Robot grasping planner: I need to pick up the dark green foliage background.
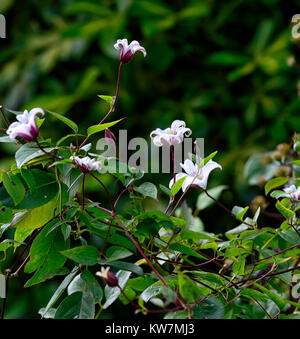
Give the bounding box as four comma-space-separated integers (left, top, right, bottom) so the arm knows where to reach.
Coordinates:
0, 0, 299, 318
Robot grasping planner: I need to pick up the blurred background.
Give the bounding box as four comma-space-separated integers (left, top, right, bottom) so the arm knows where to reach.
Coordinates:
0, 0, 300, 318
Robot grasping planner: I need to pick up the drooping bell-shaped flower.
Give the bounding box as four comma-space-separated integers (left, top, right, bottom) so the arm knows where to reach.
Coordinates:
96, 266, 119, 287
114, 39, 146, 64
6, 108, 44, 142
70, 155, 101, 173
169, 158, 222, 192
150, 120, 192, 147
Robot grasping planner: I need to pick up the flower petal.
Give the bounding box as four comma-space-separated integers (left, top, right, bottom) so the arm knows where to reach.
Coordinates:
181, 176, 194, 192
199, 160, 222, 190
180, 159, 197, 176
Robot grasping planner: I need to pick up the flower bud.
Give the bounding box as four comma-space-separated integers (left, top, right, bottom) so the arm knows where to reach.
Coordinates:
274, 166, 291, 177
96, 266, 118, 287
294, 141, 300, 152
276, 143, 290, 157
272, 151, 282, 161
105, 128, 117, 143
261, 153, 273, 165
257, 175, 267, 187
250, 195, 267, 213
286, 55, 296, 67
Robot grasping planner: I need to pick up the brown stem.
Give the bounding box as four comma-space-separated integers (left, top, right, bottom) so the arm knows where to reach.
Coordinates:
89, 172, 114, 209
96, 205, 188, 311
35, 139, 62, 161
79, 62, 123, 149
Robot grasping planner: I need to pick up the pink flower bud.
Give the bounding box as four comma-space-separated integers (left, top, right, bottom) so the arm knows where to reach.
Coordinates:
105, 128, 117, 143
96, 266, 119, 287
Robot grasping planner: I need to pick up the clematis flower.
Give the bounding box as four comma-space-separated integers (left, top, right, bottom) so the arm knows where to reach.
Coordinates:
96, 266, 119, 287
169, 159, 222, 192
114, 39, 146, 64
71, 156, 101, 173
150, 120, 192, 147
6, 108, 44, 142
283, 184, 300, 201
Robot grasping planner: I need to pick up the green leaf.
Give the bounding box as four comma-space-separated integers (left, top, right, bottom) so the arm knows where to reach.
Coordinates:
40, 267, 79, 318
106, 246, 133, 261
79, 289, 95, 319
190, 271, 225, 286
279, 230, 300, 245
0, 274, 6, 298
159, 184, 172, 197
81, 270, 103, 303
61, 223, 71, 241
232, 206, 249, 221
98, 95, 114, 106
193, 297, 225, 319
103, 270, 131, 309
170, 176, 186, 195
24, 220, 70, 287
240, 289, 269, 303
178, 272, 201, 303
224, 247, 249, 258
87, 118, 124, 136
232, 255, 246, 275
46, 110, 78, 133
265, 177, 290, 195
0, 136, 15, 143
2, 173, 26, 205
86, 226, 136, 252
134, 182, 158, 200
60, 245, 100, 266
169, 243, 206, 259
275, 200, 294, 219
196, 185, 227, 210
199, 151, 218, 167
21, 168, 36, 193
54, 292, 82, 319
141, 284, 164, 303
270, 190, 287, 199
253, 283, 286, 310
15, 143, 55, 169
14, 196, 58, 246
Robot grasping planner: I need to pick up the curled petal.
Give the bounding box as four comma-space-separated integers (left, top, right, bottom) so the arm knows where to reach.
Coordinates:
114, 39, 128, 51
129, 40, 147, 57
171, 120, 186, 132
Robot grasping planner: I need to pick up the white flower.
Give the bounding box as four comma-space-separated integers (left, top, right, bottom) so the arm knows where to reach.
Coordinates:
150, 120, 192, 147
6, 108, 44, 141
283, 185, 300, 201
71, 156, 101, 173
114, 38, 146, 64
169, 159, 222, 192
